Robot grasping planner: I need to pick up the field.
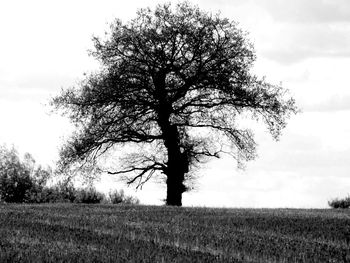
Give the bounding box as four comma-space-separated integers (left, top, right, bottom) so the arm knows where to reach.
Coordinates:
0, 204, 349, 262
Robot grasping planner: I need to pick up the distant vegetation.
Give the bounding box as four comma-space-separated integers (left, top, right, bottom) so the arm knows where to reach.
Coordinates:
0, 145, 139, 205
0, 144, 51, 203
108, 189, 140, 205
0, 204, 349, 262
328, 195, 350, 209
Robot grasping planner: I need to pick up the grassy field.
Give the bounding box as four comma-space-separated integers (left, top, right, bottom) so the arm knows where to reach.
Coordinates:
0, 204, 349, 262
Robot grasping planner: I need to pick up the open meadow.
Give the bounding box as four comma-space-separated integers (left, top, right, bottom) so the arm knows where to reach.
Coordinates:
0, 204, 349, 262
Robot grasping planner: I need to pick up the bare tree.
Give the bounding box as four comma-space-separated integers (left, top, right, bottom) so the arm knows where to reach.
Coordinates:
52, 2, 297, 206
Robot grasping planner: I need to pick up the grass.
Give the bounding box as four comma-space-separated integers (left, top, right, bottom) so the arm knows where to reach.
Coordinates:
0, 204, 349, 262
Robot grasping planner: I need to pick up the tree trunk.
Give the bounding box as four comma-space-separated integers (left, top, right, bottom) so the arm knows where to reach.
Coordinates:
166, 162, 186, 206
158, 122, 187, 206
162, 125, 188, 206
153, 73, 187, 206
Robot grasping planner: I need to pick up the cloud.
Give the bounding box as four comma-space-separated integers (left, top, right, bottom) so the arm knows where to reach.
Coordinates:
206, 0, 350, 64
258, 0, 350, 24
0, 74, 79, 103
259, 23, 350, 64
304, 95, 350, 112
199, 0, 350, 24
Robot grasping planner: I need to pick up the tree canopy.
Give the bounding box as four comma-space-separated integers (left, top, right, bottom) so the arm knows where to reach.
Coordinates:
52, 2, 297, 206
0, 145, 52, 203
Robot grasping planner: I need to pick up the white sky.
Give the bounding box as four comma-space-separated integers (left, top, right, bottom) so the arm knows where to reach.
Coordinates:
1, 0, 349, 208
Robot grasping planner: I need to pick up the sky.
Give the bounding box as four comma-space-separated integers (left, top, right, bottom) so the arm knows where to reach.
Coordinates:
0, 0, 349, 208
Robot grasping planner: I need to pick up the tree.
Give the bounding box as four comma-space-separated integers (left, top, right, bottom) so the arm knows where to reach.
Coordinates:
52, 2, 297, 206
0, 145, 33, 202
0, 145, 53, 203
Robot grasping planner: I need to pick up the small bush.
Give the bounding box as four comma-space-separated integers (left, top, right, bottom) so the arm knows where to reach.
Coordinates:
328, 195, 350, 208
0, 172, 33, 203
24, 184, 46, 203
75, 187, 106, 204
57, 183, 77, 203
0, 146, 34, 203
0, 145, 140, 205
29, 185, 73, 203
123, 195, 140, 205
109, 189, 140, 205
109, 189, 125, 204
22, 185, 107, 204
0, 145, 53, 203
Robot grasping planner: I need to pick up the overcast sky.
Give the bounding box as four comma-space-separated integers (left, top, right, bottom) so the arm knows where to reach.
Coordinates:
0, 0, 349, 208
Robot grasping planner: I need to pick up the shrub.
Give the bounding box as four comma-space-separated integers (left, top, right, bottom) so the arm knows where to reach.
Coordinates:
24, 184, 107, 204
0, 172, 33, 203
122, 195, 140, 205
75, 187, 105, 204
56, 182, 77, 203
109, 189, 125, 204
40, 186, 67, 203
0, 144, 139, 205
24, 184, 45, 203
0, 146, 34, 202
108, 189, 140, 205
0, 145, 54, 203
328, 195, 350, 208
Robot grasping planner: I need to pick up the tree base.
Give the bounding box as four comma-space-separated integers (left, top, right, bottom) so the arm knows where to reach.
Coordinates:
165, 178, 186, 206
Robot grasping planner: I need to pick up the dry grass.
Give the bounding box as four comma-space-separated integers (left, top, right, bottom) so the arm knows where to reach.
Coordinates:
0, 204, 349, 262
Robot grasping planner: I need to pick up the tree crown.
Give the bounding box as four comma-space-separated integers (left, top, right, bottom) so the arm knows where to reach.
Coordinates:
52, 2, 297, 190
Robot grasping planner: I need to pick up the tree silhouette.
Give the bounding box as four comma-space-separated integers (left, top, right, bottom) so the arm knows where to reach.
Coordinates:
52, 2, 297, 206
